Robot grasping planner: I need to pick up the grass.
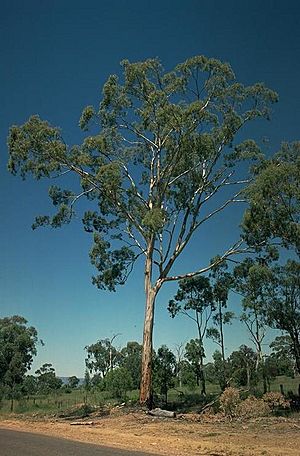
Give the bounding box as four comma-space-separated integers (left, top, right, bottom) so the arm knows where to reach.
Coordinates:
269, 375, 300, 395
0, 376, 299, 416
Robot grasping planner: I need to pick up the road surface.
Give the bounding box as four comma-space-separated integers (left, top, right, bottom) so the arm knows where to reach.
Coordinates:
0, 429, 157, 456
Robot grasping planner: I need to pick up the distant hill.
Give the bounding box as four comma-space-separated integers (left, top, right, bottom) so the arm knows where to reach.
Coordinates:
59, 377, 84, 385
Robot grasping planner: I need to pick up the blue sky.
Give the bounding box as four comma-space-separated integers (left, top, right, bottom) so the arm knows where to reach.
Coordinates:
1, 0, 299, 377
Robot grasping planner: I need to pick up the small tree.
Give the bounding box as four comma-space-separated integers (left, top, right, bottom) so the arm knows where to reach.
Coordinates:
228, 345, 257, 389
22, 375, 38, 396
35, 363, 62, 394
174, 342, 185, 388
184, 339, 206, 393
207, 260, 234, 390
68, 376, 80, 389
119, 341, 142, 389
83, 369, 91, 403
212, 350, 231, 390
153, 345, 176, 405
105, 367, 133, 400
269, 335, 296, 376
233, 258, 274, 392
169, 276, 214, 395
85, 337, 120, 379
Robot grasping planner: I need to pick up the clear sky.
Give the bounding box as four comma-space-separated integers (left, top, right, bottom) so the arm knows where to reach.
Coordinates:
1, 0, 299, 377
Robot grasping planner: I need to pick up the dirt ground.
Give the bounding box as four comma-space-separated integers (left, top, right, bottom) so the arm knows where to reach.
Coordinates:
1, 409, 300, 456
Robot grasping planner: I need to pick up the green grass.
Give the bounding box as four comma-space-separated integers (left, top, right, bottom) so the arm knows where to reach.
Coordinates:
0, 376, 299, 416
269, 375, 300, 395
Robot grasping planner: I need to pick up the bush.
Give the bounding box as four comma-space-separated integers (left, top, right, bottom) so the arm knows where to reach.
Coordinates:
219, 387, 241, 419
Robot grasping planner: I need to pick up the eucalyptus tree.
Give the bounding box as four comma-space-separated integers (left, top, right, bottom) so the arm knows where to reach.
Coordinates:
228, 345, 257, 389
233, 258, 273, 392
184, 338, 207, 394
0, 316, 38, 410
207, 260, 234, 390
85, 337, 120, 379
153, 345, 176, 405
243, 142, 300, 255
119, 341, 142, 389
168, 276, 214, 394
7, 55, 277, 406
264, 260, 300, 374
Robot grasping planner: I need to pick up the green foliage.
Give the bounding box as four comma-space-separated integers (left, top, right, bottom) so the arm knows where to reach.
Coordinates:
35, 363, 62, 394
0, 316, 38, 402
153, 345, 176, 404
184, 339, 206, 390
67, 376, 80, 389
242, 142, 300, 254
228, 345, 258, 388
262, 260, 300, 373
85, 338, 120, 377
269, 335, 296, 376
119, 341, 142, 389
7, 56, 278, 294
22, 375, 38, 395
104, 367, 133, 400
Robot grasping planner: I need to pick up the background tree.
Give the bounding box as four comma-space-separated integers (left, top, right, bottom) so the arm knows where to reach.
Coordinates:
35, 363, 62, 394
119, 341, 142, 389
67, 375, 80, 389
184, 338, 206, 394
153, 345, 176, 405
211, 350, 231, 390
22, 375, 38, 396
168, 276, 214, 395
228, 345, 257, 389
269, 335, 296, 376
263, 260, 300, 373
85, 337, 120, 379
207, 260, 234, 390
174, 342, 185, 388
104, 367, 133, 400
242, 142, 300, 255
8, 55, 277, 406
0, 315, 38, 411
233, 258, 274, 392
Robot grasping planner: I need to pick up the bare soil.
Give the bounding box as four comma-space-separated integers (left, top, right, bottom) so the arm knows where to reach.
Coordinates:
1, 409, 300, 456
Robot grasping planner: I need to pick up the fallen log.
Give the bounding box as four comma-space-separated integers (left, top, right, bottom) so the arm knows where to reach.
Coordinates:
148, 408, 176, 418
70, 421, 94, 426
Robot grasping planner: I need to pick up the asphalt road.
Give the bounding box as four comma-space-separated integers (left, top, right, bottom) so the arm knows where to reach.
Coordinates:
0, 429, 157, 456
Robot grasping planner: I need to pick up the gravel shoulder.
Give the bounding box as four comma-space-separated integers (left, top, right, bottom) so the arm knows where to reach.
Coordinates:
1, 411, 300, 456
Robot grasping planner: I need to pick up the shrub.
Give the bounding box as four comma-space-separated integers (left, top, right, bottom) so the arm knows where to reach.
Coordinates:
219, 387, 241, 419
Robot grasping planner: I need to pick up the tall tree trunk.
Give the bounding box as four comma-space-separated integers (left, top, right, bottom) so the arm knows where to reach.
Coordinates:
196, 316, 206, 396
140, 288, 156, 408
291, 331, 300, 375
199, 358, 206, 396
246, 364, 251, 389
140, 238, 157, 408
219, 302, 227, 390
